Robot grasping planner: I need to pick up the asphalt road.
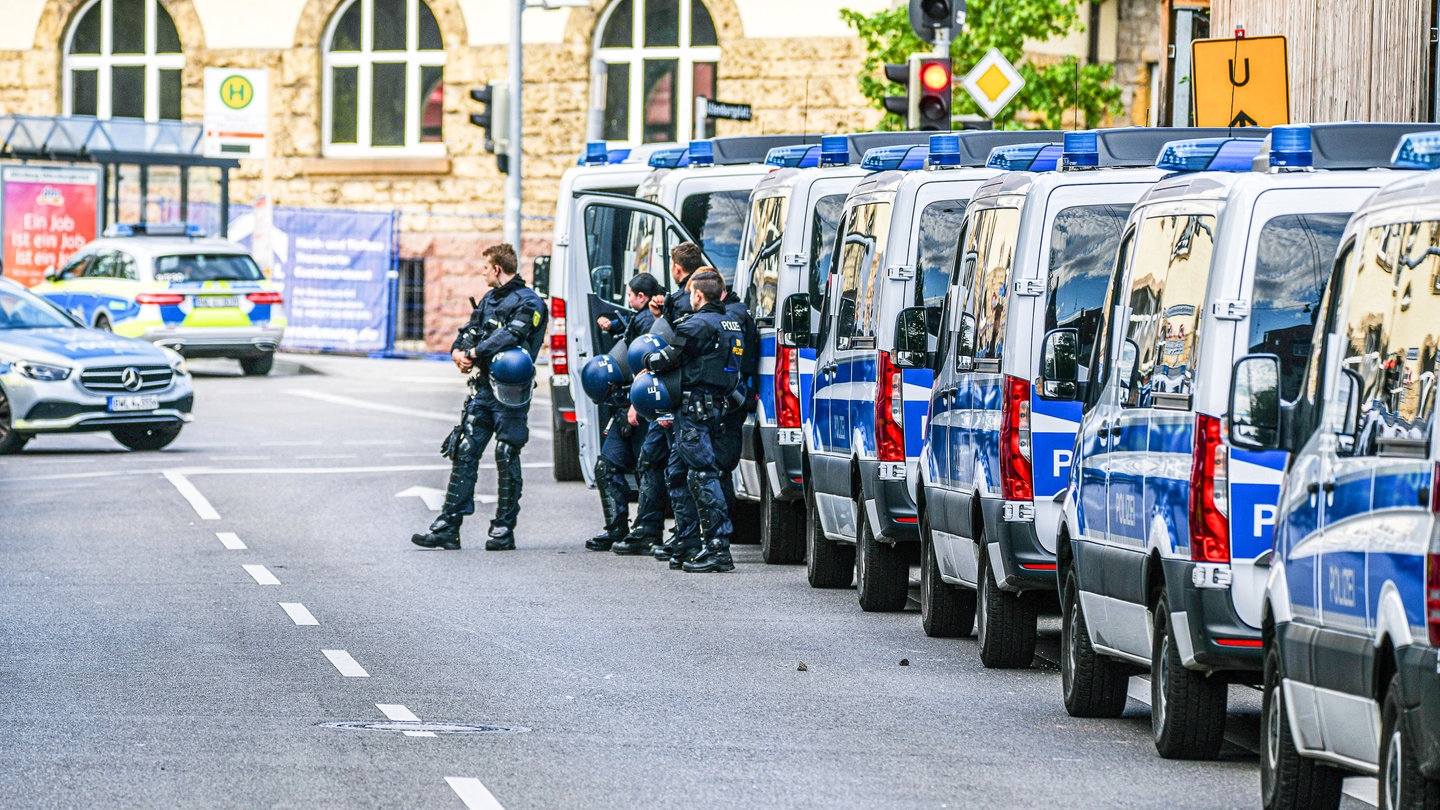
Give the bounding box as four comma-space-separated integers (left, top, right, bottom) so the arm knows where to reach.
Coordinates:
0, 354, 1375, 808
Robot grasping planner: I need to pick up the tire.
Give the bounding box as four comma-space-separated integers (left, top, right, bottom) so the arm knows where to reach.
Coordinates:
759, 471, 805, 564
111, 423, 182, 451
976, 528, 1038, 669
1261, 642, 1343, 810
1060, 566, 1129, 717
805, 484, 853, 589
1151, 590, 1228, 759
729, 496, 761, 544
1380, 673, 1440, 810
552, 423, 583, 481
855, 496, 909, 612
920, 509, 975, 638
239, 354, 274, 376
0, 386, 31, 454
93, 312, 112, 331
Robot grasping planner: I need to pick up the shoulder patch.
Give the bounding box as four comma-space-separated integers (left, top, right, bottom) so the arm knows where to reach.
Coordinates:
533, 311, 541, 327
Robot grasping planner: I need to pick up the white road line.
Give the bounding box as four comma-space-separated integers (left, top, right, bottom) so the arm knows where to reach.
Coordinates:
163, 470, 220, 520
445, 777, 505, 810
294, 454, 359, 461
220, 456, 272, 462
216, 532, 247, 550
377, 703, 436, 737
243, 564, 280, 585
283, 389, 553, 439
322, 649, 369, 678
342, 439, 406, 446
260, 440, 325, 447
279, 602, 319, 625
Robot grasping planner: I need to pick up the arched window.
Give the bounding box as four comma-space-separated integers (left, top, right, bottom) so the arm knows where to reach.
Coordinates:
595, 0, 720, 145
63, 0, 185, 121
323, 0, 445, 155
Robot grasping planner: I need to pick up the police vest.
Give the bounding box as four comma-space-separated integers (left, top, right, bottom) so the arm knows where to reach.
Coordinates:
678, 308, 745, 395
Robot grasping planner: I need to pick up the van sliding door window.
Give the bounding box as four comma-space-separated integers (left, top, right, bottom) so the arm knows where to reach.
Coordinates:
807, 193, 846, 311
964, 207, 1021, 363
914, 200, 967, 310
1249, 212, 1349, 402
1121, 213, 1217, 408
743, 195, 787, 321
834, 201, 891, 348
1045, 204, 1132, 381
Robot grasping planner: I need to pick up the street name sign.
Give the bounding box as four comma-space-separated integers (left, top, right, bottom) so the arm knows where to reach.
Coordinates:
702, 99, 753, 122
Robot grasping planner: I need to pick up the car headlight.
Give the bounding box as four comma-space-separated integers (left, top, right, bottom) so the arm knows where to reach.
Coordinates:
160, 347, 189, 376
15, 361, 72, 381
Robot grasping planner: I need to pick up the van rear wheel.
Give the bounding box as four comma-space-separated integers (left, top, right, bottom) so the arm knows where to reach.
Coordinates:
920, 510, 975, 637
1060, 567, 1128, 717
805, 486, 853, 588
1261, 642, 1342, 809
552, 423, 583, 481
759, 472, 805, 564
976, 527, 1038, 668
1151, 590, 1227, 759
855, 497, 908, 612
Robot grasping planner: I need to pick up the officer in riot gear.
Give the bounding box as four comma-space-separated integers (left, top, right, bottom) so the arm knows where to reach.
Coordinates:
412, 243, 547, 551
641, 269, 745, 573
585, 273, 664, 551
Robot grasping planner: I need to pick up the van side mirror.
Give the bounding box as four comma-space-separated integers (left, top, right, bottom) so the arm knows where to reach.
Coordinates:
532, 255, 551, 297
780, 293, 811, 348
1038, 328, 1080, 401
892, 306, 929, 369
1229, 354, 1282, 451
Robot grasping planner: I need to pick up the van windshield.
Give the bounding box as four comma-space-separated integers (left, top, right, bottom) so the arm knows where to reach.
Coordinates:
155, 254, 264, 283
680, 189, 752, 285
1249, 212, 1349, 401
1045, 204, 1133, 371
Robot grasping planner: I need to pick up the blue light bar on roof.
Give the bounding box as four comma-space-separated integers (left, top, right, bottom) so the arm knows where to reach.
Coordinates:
928, 133, 961, 168
1270, 125, 1313, 169
764, 145, 819, 168
819, 135, 849, 167
1062, 131, 1099, 169
648, 146, 689, 169
688, 139, 715, 166
860, 145, 929, 172
608, 148, 630, 164
986, 143, 1062, 172
1392, 130, 1440, 170
582, 141, 608, 166
1155, 137, 1265, 172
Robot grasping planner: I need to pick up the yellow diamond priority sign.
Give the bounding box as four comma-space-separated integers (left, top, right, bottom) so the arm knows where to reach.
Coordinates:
962, 48, 1025, 119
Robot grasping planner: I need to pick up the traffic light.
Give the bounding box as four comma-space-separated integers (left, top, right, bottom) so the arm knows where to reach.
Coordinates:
916, 56, 952, 131
469, 81, 511, 173
883, 61, 912, 126
908, 0, 966, 44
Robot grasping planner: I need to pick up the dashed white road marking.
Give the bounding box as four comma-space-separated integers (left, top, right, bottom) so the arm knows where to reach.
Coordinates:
295, 454, 358, 461
445, 777, 505, 810
220, 456, 271, 462
322, 649, 369, 678
376, 704, 436, 737
216, 532, 247, 550
243, 564, 280, 585
284, 389, 553, 439
260, 440, 325, 447
279, 603, 319, 626
163, 470, 220, 520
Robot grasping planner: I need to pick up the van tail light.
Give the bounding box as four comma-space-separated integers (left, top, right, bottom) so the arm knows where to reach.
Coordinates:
245, 291, 283, 305
999, 375, 1033, 500
1427, 462, 1440, 646
1189, 413, 1231, 563
136, 292, 185, 305
550, 297, 568, 375
775, 345, 801, 429
875, 353, 905, 462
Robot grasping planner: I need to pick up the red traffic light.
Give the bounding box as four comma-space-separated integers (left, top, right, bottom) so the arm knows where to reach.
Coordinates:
920, 61, 950, 92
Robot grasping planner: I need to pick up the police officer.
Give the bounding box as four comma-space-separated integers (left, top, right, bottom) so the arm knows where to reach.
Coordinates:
641, 269, 745, 573
412, 243, 547, 551
715, 277, 760, 513
586, 272, 665, 551
614, 242, 706, 557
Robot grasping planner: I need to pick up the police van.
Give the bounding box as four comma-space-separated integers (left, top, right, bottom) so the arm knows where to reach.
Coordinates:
909, 127, 1234, 662
785, 131, 1065, 611
549, 135, 815, 487
1049, 123, 1426, 761
1240, 132, 1440, 808
732, 130, 1064, 566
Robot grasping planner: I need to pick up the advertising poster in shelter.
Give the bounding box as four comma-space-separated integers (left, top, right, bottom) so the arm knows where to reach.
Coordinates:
263, 208, 394, 353
1, 165, 102, 287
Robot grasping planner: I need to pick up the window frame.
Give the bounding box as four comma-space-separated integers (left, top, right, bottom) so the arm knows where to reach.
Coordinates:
593, 0, 721, 145
322, 0, 446, 157
62, 0, 185, 121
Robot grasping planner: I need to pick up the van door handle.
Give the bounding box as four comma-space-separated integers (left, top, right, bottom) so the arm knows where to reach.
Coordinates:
1306, 481, 1336, 495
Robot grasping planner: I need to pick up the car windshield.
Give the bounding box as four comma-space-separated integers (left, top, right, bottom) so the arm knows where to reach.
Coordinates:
680, 189, 752, 284
155, 254, 264, 282
0, 286, 77, 329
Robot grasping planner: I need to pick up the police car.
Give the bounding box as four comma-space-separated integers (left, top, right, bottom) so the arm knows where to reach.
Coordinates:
0, 275, 193, 453
1241, 132, 1440, 808
1052, 123, 1426, 761
31, 223, 284, 375
906, 127, 1232, 657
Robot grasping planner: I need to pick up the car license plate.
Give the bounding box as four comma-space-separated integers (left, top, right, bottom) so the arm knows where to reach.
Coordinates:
109, 395, 159, 412
195, 295, 238, 308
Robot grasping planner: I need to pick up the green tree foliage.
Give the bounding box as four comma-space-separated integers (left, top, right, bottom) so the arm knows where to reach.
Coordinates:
841, 1, 1124, 130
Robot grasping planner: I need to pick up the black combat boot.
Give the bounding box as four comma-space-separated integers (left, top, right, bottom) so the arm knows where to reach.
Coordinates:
585, 532, 621, 552
411, 516, 461, 550
668, 545, 701, 570
611, 534, 657, 555
682, 544, 735, 573
485, 525, 516, 551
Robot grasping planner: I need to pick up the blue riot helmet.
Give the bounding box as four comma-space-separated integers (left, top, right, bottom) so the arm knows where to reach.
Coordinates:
580, 353, 628, 403
627, 333, 668, 375
629, 370, 675, 421
489, 348, 536, 407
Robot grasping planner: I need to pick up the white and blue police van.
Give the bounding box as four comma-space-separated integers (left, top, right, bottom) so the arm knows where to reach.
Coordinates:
1242, 132, 1440, 809
913, 127, 1236, 662
552, 136, 815, 488
542, 142, 665, 480
1050, 122, 1428, 762
788, 131, 1063, 611
731, 129, 1059, 564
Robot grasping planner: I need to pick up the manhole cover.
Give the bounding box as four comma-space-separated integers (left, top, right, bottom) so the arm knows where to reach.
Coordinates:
322, 721, 530, 735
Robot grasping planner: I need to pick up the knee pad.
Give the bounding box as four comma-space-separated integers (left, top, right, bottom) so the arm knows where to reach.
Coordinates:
594, 457, 615, 479
495, 441, 520, 465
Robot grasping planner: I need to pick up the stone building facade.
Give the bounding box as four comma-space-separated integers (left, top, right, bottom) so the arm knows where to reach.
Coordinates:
0, 0, 1158, 350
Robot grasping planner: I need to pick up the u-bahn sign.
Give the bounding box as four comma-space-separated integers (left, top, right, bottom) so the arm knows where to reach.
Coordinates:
1191, 35, 1289, 128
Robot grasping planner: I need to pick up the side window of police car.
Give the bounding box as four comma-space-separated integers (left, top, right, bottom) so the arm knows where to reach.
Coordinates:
964, 207, 1021, 369
745, 195, 786, 324
809, 194, 846, 316
835, 202, 889, 350
1293, 240, 1352, 443
1337, 225, 1400, 456
58, 253, 91, 280
85, 251, 118, 279
948, 212, 983, 370
1120, 214, 1217, 409
816, 210, 848, 354
114, 252, 139, 282
1086, 228, 1136, 412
